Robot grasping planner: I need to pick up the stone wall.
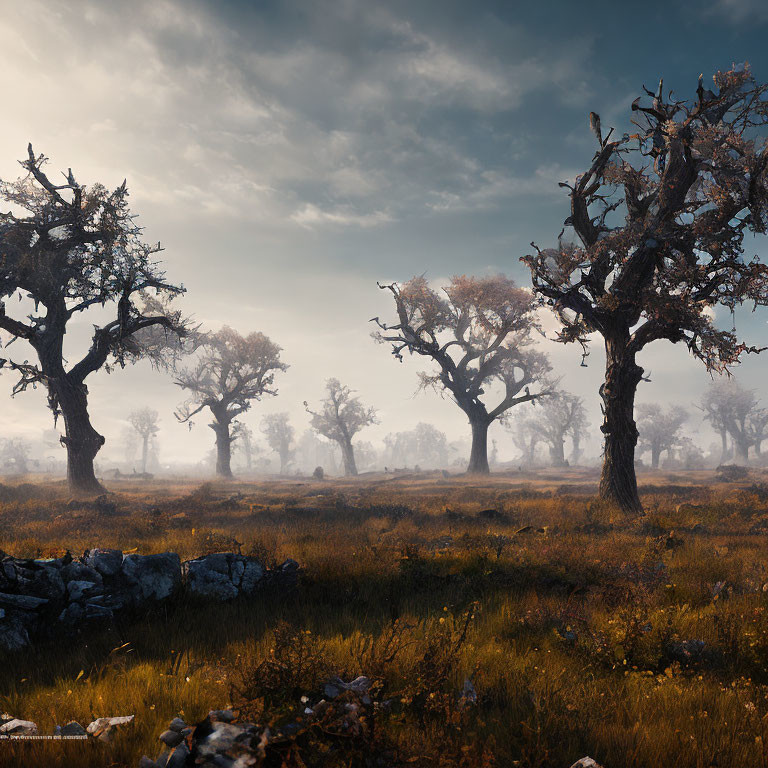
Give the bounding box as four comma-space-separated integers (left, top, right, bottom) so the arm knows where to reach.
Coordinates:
0, 548, 299, 653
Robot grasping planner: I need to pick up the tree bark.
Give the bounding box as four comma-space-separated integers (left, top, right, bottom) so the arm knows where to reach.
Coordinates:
212, 419, 234, 478
340, 438, 358, 476
467, 417, 490, 474
651, 445, 661, 470
53, 377, 105, 494
598, 337, 643, 514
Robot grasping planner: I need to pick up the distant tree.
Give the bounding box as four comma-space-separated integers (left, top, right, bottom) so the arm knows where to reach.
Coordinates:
127, 407, 160, 474
374, 275, 551, 474
383, 422, 450, 469
0, 438, 30, 474
261, 412, 295, 474
529, 388, 588, 467
295, 429, 340, 475
636, 403, 688, 469
174, 327, 287, 478
304, 378, 376, 476
523, 65, 768, 512
231, 423, 257, 472
0, 146, 189, 493
507, 410, 544, 467
353, 440, 379, 472
700, 379, 766, 464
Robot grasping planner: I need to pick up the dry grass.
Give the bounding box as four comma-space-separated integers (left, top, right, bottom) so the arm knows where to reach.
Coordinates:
2, 467, 768, 766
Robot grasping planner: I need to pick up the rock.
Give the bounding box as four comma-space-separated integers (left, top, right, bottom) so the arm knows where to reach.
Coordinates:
85, 548, 123, 578
205, 722, 243, 751
122, 553, 181, 603
0, 616, 30, 651
159, 729, 184, 747
313, 466, 324, 480
183, 554, 239, 600
139, 757, 159, 768
0, 718, 38, 735
67, 580, 100, 602
168, 717, 187, 732
324, 675, 371, 699
0, 592, 48, 610
86, 714, 135, 741
62, 561, 103, 584
60, 721, 86, 736
164, 743, 191, 768
183, 554, 263, 600
58, 602, 84, 623
570, 760, 604, 768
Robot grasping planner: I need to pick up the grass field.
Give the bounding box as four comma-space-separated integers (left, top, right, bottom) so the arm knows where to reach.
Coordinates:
2, 468, 768, 767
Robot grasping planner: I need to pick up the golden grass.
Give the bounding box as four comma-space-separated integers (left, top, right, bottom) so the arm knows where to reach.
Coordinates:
1, 468, 768, 766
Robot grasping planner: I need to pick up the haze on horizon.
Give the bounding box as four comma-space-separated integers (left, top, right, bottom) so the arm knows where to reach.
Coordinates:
2, 0, 768, 472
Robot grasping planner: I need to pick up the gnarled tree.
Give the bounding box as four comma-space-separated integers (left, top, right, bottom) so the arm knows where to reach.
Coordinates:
261, 412, 295, 474
523, 65, 768, 512
373, 275, 551, 473
636, 403, 688, 469
701, 378, 766, 464
304, 378, 376, 476
127, 407, 160, 474
383, 422, 450, 469
0, 146, 187, 493
174, 327, 287, 478
532, 387, 589, 467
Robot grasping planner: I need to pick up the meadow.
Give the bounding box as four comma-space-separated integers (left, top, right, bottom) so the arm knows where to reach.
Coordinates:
2, 468, 768, 767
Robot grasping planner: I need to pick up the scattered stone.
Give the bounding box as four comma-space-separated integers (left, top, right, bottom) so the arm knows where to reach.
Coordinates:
60, 721, 87, 736
85, 548, 123, 578
312, 466, 324, 480
570, 759, 604, 768
86, 714, 135, 742
0, 592, 48, 610
168, 717, 187, 732
0, 719, 38, 735
122, 553, 181, 603
159, 729, 184, 747
0, 616, 30, 651
324, 675, 371, 699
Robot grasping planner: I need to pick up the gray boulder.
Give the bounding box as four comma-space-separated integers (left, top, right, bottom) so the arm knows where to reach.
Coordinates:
183, 554, 263, 600
85, 548, 123, 578
0, 592, 48, 611
60, 721, 87, 736
122, 553, 181, 604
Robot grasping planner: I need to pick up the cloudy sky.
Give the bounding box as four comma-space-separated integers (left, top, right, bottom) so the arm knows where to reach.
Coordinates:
2, 0, 768, 468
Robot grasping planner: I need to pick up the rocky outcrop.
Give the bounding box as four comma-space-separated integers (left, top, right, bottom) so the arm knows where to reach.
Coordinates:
0, 550, 299, 653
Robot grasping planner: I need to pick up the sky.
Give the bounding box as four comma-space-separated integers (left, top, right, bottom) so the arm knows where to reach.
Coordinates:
3, 0, 768, 469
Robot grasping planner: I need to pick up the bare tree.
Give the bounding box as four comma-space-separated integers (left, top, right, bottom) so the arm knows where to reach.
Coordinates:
0, 146, 189, 493
507, 411, 544, 467
523, 65, 768, 512
373, 275, 551, 474
530, 388, 588, 467
0, 438, 30, 474
231, 423, 258, 472
175, 327, 287, 478
127, 407, 160, 474
383, 422, 450, 469
701, 379, 766, 464
261, 412, 295, 474
304, 378, 376, 476
295, 429, 340, 475
636, 403, 688, 470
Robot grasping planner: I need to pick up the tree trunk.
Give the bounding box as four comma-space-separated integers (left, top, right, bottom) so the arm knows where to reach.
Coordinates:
598, 338, 643, 514
212, 420, 233, 478
549, 436, 566, 467
53, 377, 105, 494
734, 438, 750, 465
651, 445, 661, 470
719, 430, 730, 464
141, 434, 149, 474
571, 436, 582, 465
340, 438, 358, 476
467, 418, 490, 474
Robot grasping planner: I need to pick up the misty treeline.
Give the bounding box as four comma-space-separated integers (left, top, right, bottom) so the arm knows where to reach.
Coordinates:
2, 65, 768, 513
